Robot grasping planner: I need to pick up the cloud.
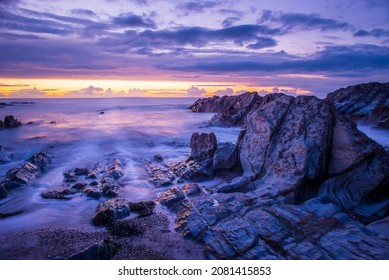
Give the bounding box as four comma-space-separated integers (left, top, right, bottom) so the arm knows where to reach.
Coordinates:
247, 37, 277, 49
214, 88, 233, 96
222, 17, 241, 28
354, 29, 389, 38
113, 13, 157, 29
177, 1, 219, 13
67, 86, 105, 97
218, 9, 243, 17
259, 10, 351, 32
9, 87, 48, 98
157, 44, 389, 76
187, 86, 206, 97
128, 88, 148, 96
71, 9, 97, 17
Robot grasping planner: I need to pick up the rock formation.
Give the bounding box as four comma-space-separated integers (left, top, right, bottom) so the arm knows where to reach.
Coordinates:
157, 91, 389, 259
326, 82, 389, 129
0, 152, 51, 198
0, 115, 22, 129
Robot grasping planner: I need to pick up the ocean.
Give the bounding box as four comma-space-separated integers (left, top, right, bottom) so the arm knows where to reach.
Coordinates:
0, 98, 242, 234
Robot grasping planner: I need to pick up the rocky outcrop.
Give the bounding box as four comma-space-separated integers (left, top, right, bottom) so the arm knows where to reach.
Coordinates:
190, 92, 261, 126
92, 198, 132, 226
158, 91, 389, 259
42, 159, 124, 200
0, 152, 51, 199
326, 82, 389, 129
0, 115, 22, 129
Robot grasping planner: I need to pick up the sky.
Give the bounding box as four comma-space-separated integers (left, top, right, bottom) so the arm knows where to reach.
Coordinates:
0, 0, 388, 98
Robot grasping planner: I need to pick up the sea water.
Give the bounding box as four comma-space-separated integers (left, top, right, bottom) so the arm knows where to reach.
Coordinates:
0, 98, 242, 234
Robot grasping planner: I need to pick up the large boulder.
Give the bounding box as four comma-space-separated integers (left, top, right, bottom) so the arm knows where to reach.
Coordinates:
326, 82, 389, 128
92, 198, 131, 226
190, 132, 217, 161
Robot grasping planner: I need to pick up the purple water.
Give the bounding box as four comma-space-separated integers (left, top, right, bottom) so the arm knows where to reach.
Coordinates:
0, 98, 242, 234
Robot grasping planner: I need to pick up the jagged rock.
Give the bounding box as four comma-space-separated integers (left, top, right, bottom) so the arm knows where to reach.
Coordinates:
327, 82, 389, 128
87, 163, 103, 179
190, 132, 217, 161
92, 198, 131, 226
190, 92, 261, 126
71, 183, 86, 190
3, 115, 22, 128
84, 186, 102, 198
147, 162, 175, 187
153, 154, 163, 162
129, 201, 155, 217
212, 142, 238, 170
159, 90, 389, 259
102, 184, 119, 197
74, 168, 89, 176
182, 183, 201, 196
41, 190, 72, 200
105, 159, 124, 180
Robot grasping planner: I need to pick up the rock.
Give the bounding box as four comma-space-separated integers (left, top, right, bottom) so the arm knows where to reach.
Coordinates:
74, 168, 89, 176
190, 132, 217, 161
102, 184, 119, 197
0, 183, 9, 198
157, 186, 186, 210
6, 162, 40, 185
169, 159, 213, 182
3, 115, 22, 128
50, 121, 56, 124
108, 219, 145, 237
104, 159, 124, 180
182, 183, 201, 196
41, 190, 72, 200
27, 121, 34, 125
212, 142, 238, 170
84, 186, 102, 198
92, 198, 131, 226
147, 162, 175, 187
326, 82, 389, 128
153, 154, 163, 162
29, 152, 51, 170
71, 183, 86, 190
66, 239, 118, 260
99, 111, 105, 114
87, 163, 103, 179
129, 201, 155, 216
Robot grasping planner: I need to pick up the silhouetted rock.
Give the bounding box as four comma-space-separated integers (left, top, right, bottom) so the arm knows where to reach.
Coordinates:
327, 82, 389, 129
2, 115, 22, 128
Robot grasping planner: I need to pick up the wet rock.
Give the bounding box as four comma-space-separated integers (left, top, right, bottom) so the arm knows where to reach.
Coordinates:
28, 152, 51, 171
129, 201, 156, 217
84, 186, 102, 198
66, 239, 118, 260
89, 181, 99, 186
27, 121, 34, 125
104, 159, 124, 180
50, 121, 56, 124
6, 162, 40, 185
63, 171, 77, 182
0, 210, 24, 219
212, 142, 238, 170
74, 167, 89, 176
182, 183, 201, 196
108, 219, 145, 237
3, 115, 22, 128
153, 154, 163, 162
41, 190, 72, 200
157, 186, 186, 210
71, 183, 86, 190
147, 162, 175, 187
87, 163, 103, 179
0, 183, 9, 198
102, 184, 119, 197
92, 198, 131, 226
99, 111, 105, 114
190, 132, 217, 161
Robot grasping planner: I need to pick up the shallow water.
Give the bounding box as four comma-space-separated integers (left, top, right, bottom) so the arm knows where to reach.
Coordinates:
0, 98, 242, 234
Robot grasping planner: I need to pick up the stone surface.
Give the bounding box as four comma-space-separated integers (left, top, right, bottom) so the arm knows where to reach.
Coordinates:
92, 198, 131, 226
190, 132, 217, 161
190, 92, 261, 126
0, 152, 51, 199
212, 142, 238, 170
326, 82, 389, 128
2, 115, 22, 128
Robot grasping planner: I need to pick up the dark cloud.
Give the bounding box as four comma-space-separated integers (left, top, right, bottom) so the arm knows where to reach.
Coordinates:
177, 1, 219, 13
247, 37, 277, 49
222, 17, 240, 28
156, 44, 389, 76
259, 10, 351, 32
354, 29, 389, 38
113, 13, 157, 29
71, 9, 97, 17
119, 24, 280, 50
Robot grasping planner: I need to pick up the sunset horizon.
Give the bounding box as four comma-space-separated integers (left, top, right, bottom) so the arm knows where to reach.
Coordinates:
1, 0, 388, 98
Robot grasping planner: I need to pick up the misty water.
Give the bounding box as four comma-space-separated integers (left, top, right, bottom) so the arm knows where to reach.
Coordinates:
0, 98, 242, 234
